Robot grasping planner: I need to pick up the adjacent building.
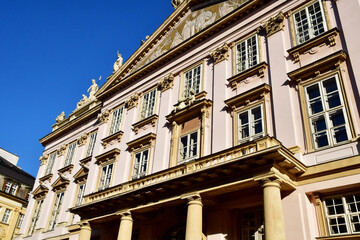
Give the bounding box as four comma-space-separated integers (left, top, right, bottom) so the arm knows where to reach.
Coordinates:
16, 0, 360, 239
0, 148, 35, 240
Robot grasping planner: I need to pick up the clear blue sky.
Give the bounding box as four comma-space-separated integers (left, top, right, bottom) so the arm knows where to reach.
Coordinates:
0, 0, 174, 177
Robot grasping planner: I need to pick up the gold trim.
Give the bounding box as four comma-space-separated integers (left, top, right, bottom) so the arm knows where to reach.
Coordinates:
228, 62, 267, 90
158, 73, 174, 92
95, 148, 120, 165
210, 43, 229, 64
313, 194, 329, 237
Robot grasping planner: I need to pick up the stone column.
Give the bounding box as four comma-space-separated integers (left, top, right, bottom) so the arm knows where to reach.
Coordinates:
79, 221, 92, 240
185, 195, 203, 240
117, 212, 133, 240
262, 179, 286, 240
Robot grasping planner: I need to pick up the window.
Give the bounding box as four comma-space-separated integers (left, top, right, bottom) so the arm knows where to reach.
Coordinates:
109, 106, 125, 135
86, 132, 97, 157
305, 75, 351, 149
48, 192, 65, 230
28, 199, 43, 235
140, 89, 157, 120
324, 193, 360, 235
3, 180, 18, 196
241, 209, 264, 240
2, 209, 11, 223
179, 131, 199, 164
64, 142, 76, 167
98, 163, 113, 191
235, 34, 259, 74
293, 0, 327, 45
132, 149, 149, 180
4, 181, 12, 193
17, 214, 24, 228
10, 183, 18, 196
75, 184, 86, 206
237, 105, 264, 144
183, 65, 202, 99
45, 152, 56, 175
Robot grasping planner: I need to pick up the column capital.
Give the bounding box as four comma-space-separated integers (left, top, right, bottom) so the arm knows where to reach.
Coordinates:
181, 193, 202, 205
261, 178, 282, 189
116, 210, 133, 221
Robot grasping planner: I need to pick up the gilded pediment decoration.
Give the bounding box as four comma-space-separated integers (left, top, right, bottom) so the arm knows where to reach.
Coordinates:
32, 184, 49, 200
39, 154, 49, 165
260, 12, 284, 37
77, 133, 88, 146
158, 73, 174, 92
210, 43, 229, 64
52, 175, 70, 192
57, 144, 67, 156
125, 93, 140, 109
98, 109, 110, 125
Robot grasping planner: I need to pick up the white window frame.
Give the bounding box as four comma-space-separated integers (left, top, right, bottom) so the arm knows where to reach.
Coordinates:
98, 163, 114, 191
48, 192, 65, 230
109, 106, 125, 135
323, 193, 360, 235
17, 214, 24, 228
293, 0, 327, 45
235, 34, 259, 74
28, 199, 43, 236
182, 64, 202, 99
64, 142, 76, 167
237, 105, 265, 144
45, 152, 56, 175
2, 209, 11, 223
304, 75, 351, 149
4, 181, 12, 193
75, 183, 86, 206
178, 130, 199, 164
10, 183, 18, 196
86, 132, 97, 157
140, 89, 157, 120
132, 148, 150, 180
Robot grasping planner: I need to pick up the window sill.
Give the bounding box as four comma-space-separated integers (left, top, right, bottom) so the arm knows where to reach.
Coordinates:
227, 62, 267, 90
316, 234, 360, 240
132, 114, 158, 134
39, 173, 53, 182
101, 131, 124, 149
288, 28, 339, 62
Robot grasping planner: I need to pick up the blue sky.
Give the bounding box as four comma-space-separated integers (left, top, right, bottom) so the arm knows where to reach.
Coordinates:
0, 0, 174, 177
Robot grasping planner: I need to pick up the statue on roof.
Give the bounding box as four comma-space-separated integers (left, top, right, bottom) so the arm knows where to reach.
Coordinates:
56, 111, 65, 123
77, 94, 88, 109
88, 77, 99, 100
113, 51, 123, 73
172, 0, 184, 9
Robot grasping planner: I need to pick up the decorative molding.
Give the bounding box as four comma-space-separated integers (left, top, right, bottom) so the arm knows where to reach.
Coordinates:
227, 62, 267, 90
32, 184, 49, 200
73, 167, 88, 184
125, 93, 140, 109
95, 148, 121, 165
52, 175, 70, 193
39, 154, 49, 165
58, 164, 74, 175
101, 131, 124, 149
158, 73, 174, 92
171, 0, 185, 9
39, 173, 53, 183
260, 12, 284, 37
98, 109, 110, 125
126, 133, 157, 151
132, 115, 159, 134
77, 133, 88, 146
287, 28, 339, 62
57, 145, 67, 156
210, 43, 229, 64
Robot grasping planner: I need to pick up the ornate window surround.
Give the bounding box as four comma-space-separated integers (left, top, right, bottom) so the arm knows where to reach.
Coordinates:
102, 104, 126, 148
95, 148, 120, 191
178, 60, 206, 101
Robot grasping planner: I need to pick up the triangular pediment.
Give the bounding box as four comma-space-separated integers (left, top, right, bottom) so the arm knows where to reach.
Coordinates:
32, 184, 49, 199
51, 175, 70, 192
97, 0, 261, 99
73, 167, 88, 184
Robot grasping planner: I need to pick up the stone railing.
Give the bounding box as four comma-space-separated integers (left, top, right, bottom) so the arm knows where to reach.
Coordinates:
84, 136, 279, 204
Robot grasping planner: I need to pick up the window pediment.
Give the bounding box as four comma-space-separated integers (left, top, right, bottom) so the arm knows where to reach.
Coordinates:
39, 174, 53, 183
228, 62, 267, 90
58, 164, 74, 175
127, 133, 156, 151
95, 148, 120, 165
73, 167, 88, 184
132, 115, 159, 134
32, 184, 49, 200
51, 175, 70, 192
101, 131, 124, 149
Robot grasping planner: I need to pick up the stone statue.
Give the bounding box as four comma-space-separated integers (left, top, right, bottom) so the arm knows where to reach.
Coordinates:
88, 77, 99, 100
56, 112, 65, 123
113, 51, 123, 73
77, 94, 88, 109
171, 0, 184, 9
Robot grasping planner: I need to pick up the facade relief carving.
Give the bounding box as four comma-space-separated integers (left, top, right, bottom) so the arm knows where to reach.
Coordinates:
260, 12, 284, 37
98, 109, 110, 124
77, 133, 88, 146
57, 144, 67, 156
39, 154, 49, 165
125, 93, 140, 109
210, 43, 229, 64
158, 73, 174, 91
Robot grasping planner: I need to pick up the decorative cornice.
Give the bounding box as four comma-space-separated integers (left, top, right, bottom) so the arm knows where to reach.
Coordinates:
210, 43, 229, 64
58, 164, 74, 175
126, 133, 157, 151
52, 175, 70, 193
260, 12, 284, 37
227, 62, 267, 90
32, 184, 49, 200
132, 115, 159, 134
95, 148, 121, 165
158, 73, 174, 92
101, 131, 124, 149
125, 93, 140, 109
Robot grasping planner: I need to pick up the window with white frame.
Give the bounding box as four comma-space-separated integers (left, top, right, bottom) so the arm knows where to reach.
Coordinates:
305, 75, 351, 149
28, 199, 43, 236
75, 183, 86, 206
10, 183, 18, 196
4, 181, 12, 193
45, 152, 56, 175
2, 209, 11, 223
64, 142, 76, 167
3, 180, 18, 196
237, 105, 264, 144
324, 193, 360, 235
241, 209, 264, 240
235, 34, 259, 74
293, 0, 327, 45
86, 132, 97, 157
48, 192, 65, 230
132, 149, 149, 180
183, 65, 202, 99
109, 106, 125, 135
98, 163, 113, 191
178, 131, 199, 164
140, 89, 157, 120
17, 214, 24, 228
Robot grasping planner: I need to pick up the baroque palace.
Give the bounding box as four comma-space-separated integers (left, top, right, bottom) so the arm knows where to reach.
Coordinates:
16, 0, 360, 239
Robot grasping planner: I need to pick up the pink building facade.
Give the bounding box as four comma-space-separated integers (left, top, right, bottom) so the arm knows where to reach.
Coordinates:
16, 0, 360, 239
